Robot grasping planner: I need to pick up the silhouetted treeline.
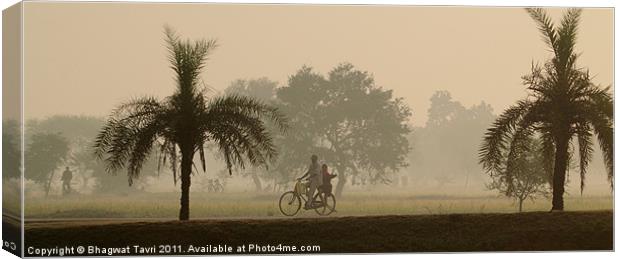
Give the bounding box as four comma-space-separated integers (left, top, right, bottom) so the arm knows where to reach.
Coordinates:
407, 91, 495, 193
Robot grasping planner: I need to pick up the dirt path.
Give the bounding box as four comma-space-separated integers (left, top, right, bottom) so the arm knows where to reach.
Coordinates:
24, 211, 612, 255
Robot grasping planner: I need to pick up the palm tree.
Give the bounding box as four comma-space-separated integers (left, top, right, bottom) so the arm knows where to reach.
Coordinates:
479, 8, 613, 211
94, 27, 287, 220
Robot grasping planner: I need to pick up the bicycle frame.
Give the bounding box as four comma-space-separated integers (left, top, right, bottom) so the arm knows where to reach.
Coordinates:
293, 180, 309, 202
293, 180, 325, 205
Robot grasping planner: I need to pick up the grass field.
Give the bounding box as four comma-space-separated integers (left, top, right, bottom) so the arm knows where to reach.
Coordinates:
24, 211, 612, 254
21, 190, 613, 254
24, 191, 613, 219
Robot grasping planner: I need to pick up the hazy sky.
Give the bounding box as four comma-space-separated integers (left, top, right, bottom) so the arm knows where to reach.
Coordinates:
23, 3, 613, 126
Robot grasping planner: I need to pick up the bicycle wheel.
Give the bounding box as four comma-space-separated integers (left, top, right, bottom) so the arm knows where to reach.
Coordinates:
279, 191, 301, 216
313, 192, 336, 216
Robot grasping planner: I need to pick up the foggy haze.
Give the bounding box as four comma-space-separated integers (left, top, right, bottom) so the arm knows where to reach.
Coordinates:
4, 3, 613, 219
22, 3, 613, 126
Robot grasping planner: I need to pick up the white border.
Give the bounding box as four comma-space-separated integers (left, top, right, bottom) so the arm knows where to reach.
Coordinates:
0, 0, 615, 7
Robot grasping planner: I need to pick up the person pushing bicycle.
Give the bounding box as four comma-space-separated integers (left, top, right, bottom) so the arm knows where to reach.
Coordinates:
298, 154, 322, 209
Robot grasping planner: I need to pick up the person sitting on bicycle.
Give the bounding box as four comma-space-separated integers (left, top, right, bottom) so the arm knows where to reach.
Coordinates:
321, 164, 337, 194
298, 154, 322, 209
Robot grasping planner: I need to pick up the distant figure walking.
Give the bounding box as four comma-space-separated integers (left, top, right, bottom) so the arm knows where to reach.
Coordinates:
298, 154, 322, 209
61, 167, 73, 195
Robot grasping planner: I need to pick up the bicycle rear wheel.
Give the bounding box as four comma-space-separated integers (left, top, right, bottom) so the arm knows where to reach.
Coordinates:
279, 191, 301, 216
313, 192, 336, 216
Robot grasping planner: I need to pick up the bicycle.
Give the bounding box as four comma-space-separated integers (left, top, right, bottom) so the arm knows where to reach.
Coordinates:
205, 179, 224, 193
278, 179, 336, 216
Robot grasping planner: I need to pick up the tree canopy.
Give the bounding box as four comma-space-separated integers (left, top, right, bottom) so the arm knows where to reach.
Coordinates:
487, 136, 549, 212
275, 63, 412, 197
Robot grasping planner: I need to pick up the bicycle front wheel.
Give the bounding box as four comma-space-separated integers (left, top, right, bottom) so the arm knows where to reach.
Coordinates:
279, 191, 301, 216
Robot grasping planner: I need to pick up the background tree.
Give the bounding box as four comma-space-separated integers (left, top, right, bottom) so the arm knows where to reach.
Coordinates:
29, 116, 103, 192
224, 77, 280, 192
269, 66, 327, 190
25, 133, 70, 196
225, 78, 278, 102
277, 63, 411, 197
71, 147, 160, 194
27, 115, 104, 143
26, 115, 158, 194
2, 120, 21, 179
479, 8, 613, 211
487, 136, 549, 212
94, 27, 287, 220
409, 91, 495, 191
67, 148, 99, 191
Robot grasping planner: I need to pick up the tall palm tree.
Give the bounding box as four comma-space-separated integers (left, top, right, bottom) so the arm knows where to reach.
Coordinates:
479, 8, 613, 211
94, 27, 287, 220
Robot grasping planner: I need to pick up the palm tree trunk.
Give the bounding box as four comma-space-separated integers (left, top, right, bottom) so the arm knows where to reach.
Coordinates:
551, 134, 570, 211
179, 152, 192, 221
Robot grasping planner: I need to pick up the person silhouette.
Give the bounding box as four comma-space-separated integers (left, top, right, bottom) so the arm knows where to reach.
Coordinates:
61, 167, 73, 195
321, 164, 337, 194
298, 154, 322, 209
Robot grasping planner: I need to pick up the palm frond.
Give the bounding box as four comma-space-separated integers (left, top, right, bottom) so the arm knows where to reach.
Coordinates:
207, 111, 275, 166
575, 123, 593, 194
156, 141, 179, 185
590, 114, 613, 186
125, 120, 162, 185
208, 94, 289, 132
479, 100, 532, 174
539, 130, 556, 185
573, 88, 614, 187
93, 97, 167, 185
525, 8, 558, 54
556, 8, 581, 70
198, 145, 207, 173
585, 85, 613, 118
200, 95, 288, 174
164, 26, 218, 95
504, 123, 536, 195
